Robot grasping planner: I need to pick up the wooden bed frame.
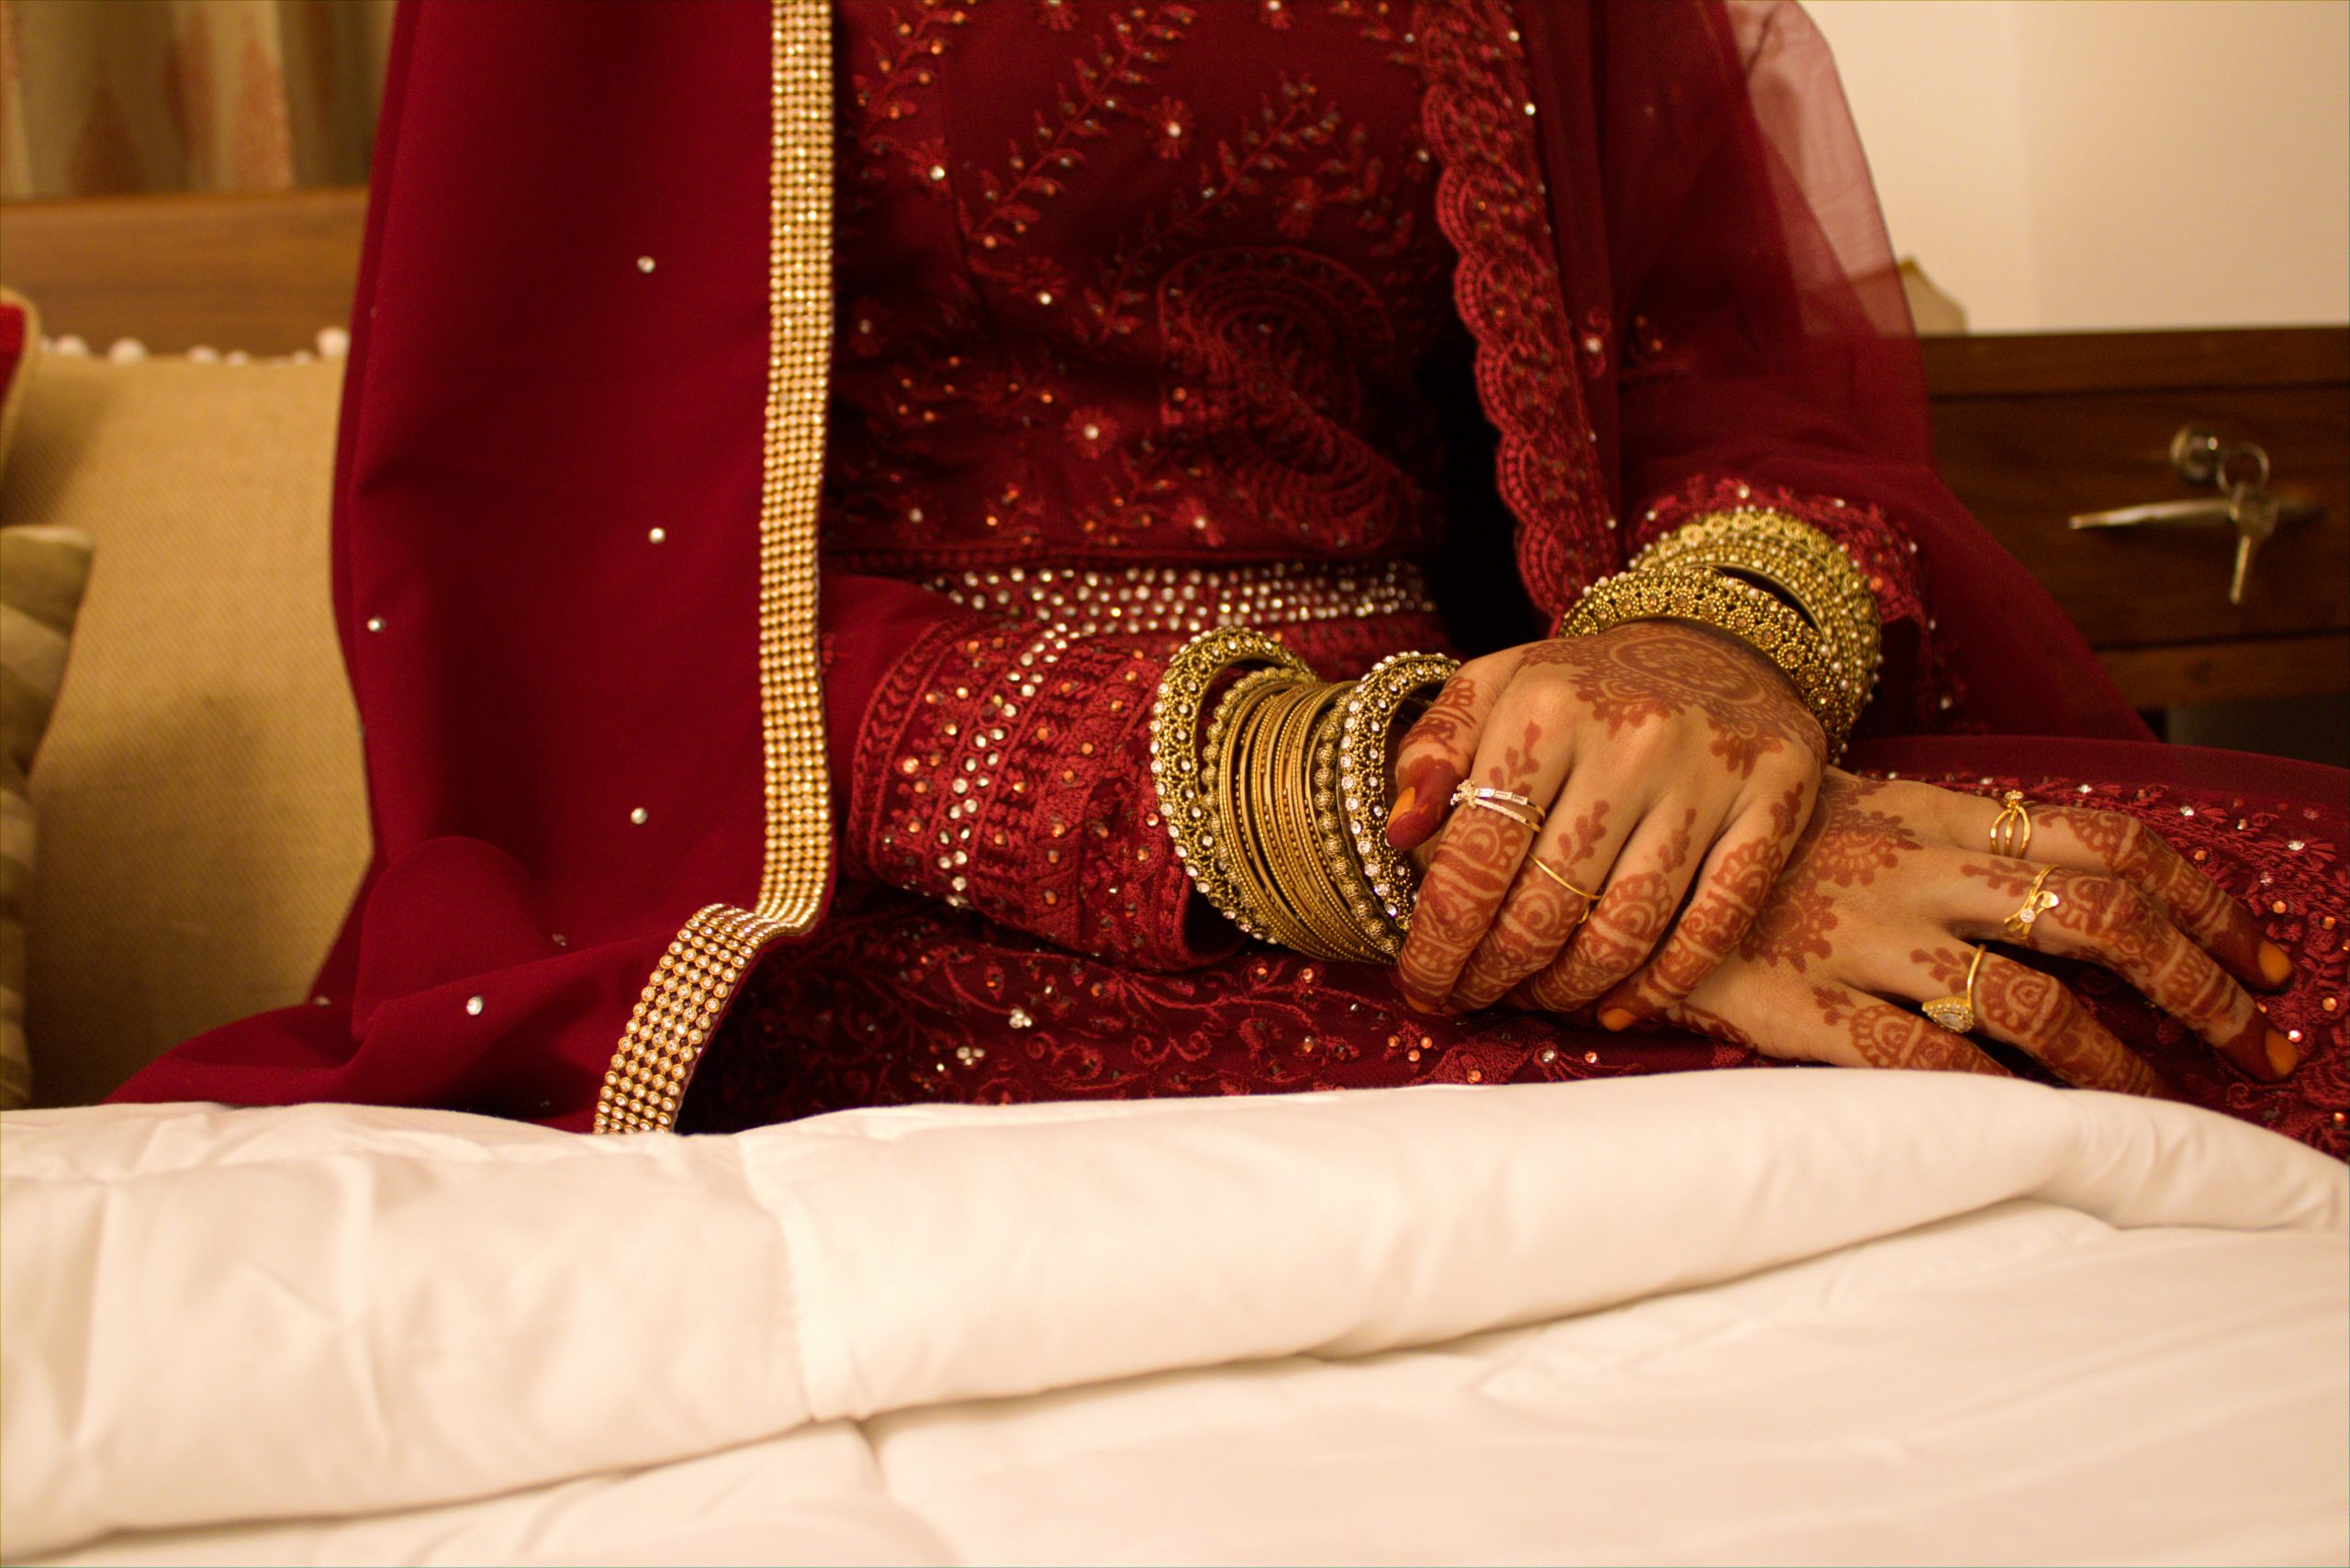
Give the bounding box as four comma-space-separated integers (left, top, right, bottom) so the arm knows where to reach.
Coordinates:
4, 188, 2342, 711
1, 189, 369, 356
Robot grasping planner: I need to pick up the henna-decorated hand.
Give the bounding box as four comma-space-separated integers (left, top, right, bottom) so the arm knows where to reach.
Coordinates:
1388, 620, 1826, 1017
1580, 770, 2300, 1091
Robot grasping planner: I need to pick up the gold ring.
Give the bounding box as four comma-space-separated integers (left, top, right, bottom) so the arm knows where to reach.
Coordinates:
1450, 781, 1545, 832
1922, 944, 1988, 1034
1527, 855, 1600, 922
1989, 790, 2033, 858
2002, 864, 2063, 945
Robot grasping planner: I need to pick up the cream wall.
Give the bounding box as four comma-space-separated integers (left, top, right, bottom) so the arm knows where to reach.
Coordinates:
1807, 0, 2350, 333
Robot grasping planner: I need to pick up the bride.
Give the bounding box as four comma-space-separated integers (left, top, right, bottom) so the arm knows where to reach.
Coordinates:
116, 0, 2344, 1153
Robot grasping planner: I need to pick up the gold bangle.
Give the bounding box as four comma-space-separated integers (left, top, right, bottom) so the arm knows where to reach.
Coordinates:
1621, 510, 1883, 743
1337, 650, 1460, 932
1310, 698, 1405, 957
1201, 666, 1304, 943
1157, 636, 1465, 963
1152, 629, 1312, 939
1561, 566, 1845, 751
1265, 684, 1378, 960
1239, 682, 1330, 956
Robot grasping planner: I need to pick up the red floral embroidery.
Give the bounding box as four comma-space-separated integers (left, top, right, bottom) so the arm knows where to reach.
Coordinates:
1411, 0, 1619, 616
823, 1, 1450, 569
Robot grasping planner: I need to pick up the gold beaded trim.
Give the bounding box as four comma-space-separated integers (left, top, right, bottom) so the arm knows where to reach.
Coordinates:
597, 0, 834, 1134
921, 559, 1438, 638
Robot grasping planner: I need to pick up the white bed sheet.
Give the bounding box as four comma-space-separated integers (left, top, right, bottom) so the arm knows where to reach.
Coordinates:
5, 1070, 2344, 1565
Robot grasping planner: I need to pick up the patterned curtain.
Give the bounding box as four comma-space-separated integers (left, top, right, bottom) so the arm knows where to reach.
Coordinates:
0, 0, 394, 198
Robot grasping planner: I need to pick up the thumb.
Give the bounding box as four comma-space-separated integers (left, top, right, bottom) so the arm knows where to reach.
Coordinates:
1386, 649, 1523, 850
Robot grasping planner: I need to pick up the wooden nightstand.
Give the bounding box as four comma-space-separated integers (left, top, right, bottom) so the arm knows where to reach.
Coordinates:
1923, 328, 2350, 710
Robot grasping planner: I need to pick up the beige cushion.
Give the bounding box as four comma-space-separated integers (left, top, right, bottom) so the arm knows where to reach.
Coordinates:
0, 353, 367, 1105
1, 525, 95, 1108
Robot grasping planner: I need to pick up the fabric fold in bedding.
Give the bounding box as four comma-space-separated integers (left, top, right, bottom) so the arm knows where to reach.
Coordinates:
5, 1072, 2344, 1560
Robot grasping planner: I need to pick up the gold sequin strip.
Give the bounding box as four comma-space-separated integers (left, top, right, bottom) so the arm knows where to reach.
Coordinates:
597, 0, 834, 1134
921, 560, 1438, 638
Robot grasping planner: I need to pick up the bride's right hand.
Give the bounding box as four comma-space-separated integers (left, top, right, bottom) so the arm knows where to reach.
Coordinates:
1533, 769, 2299, 1092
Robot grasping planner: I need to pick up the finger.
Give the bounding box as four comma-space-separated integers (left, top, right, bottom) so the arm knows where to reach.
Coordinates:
1958, 861, 2293, 1081
1393, 676, 1576, 1012
1514, 803, 1705, 1014
1386, 651, 1525, 851
1595, 774, 1818, 1028
1446, 782, 1649, 1012
1395, 789, 1543, 1013
1906, 942, 2175, 1098
1663, 982, 2009, 1076
1944, 796, 2286, 989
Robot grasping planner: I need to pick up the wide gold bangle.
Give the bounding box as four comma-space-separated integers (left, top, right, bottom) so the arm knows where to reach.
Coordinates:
1623, 510, 1882, 742
1151, 628, 1312, 937
1153, 633, 1455, 962
1560, 566, 1848, 751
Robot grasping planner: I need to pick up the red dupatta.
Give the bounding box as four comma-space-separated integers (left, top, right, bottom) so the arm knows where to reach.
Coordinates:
114, 0, 2142, 1129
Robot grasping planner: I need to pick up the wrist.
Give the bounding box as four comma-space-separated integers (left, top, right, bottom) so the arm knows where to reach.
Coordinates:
1561, 510, 1880, 755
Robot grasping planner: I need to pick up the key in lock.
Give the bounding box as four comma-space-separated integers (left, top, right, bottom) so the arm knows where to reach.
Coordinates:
2070, 429, 2322, 606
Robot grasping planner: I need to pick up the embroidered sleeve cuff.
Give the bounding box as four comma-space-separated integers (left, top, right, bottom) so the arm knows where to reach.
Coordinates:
846, 612, 1235, 971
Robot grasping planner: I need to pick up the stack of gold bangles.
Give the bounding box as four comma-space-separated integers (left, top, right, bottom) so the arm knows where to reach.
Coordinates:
1150, 512, 1884, 960
1151, 631, 1457, 961
1561, 508, 1882, 756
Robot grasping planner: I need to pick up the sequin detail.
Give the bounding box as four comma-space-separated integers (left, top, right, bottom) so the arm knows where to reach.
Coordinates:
921, 559, 1437, 638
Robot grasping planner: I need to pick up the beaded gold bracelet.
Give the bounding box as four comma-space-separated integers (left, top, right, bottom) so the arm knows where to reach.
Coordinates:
1559, 566, 1848, 751
1337, 651, 1460, 933
1309, 702, 1404, 957
1624, 510, 1882, 741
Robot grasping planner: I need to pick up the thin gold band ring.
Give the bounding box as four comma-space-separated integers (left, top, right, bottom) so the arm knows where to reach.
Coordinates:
1527, 855, 1599, 904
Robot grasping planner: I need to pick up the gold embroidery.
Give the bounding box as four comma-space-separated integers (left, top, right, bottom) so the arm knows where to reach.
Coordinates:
597, 0, 834, 1134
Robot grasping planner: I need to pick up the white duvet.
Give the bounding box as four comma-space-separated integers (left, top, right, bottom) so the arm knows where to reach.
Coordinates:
4, 1070, 2344, 1566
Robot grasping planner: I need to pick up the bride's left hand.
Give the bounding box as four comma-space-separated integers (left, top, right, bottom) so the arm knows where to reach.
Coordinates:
1556, 768, 2299, 1089
1386, 620, 1826, 1015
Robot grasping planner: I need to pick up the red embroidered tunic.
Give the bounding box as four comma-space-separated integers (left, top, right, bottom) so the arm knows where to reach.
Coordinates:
681, 0, 2345, 1151
111, 0, 2344, 1158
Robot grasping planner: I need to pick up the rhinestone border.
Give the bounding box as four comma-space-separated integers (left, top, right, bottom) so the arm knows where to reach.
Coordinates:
597, 0, 834, 1133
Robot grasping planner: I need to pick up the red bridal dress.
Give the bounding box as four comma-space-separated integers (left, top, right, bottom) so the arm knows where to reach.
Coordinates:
114, 0, 2348, 1155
